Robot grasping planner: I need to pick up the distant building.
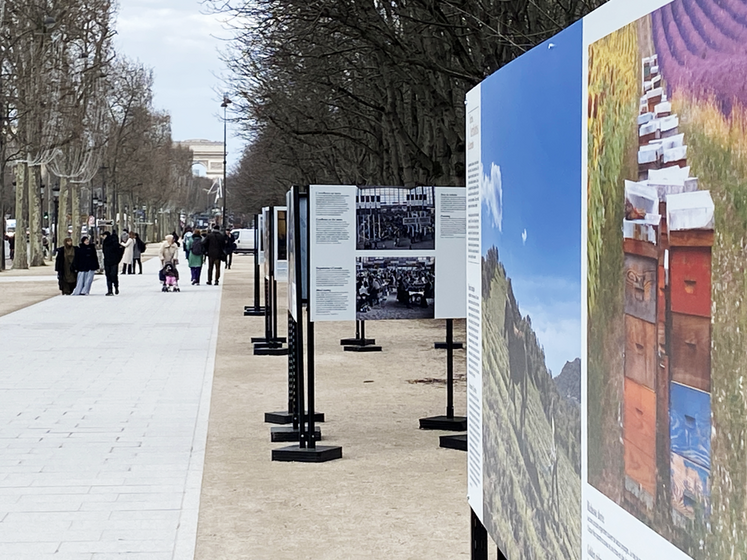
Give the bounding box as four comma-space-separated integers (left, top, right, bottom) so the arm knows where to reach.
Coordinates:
175, 139, 224, 180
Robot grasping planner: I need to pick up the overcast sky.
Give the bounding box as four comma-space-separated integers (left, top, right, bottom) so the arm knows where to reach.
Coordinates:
113, 0, 243, 170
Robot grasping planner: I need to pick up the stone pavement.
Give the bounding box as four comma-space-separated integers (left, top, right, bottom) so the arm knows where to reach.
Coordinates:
0, 256, 221, 559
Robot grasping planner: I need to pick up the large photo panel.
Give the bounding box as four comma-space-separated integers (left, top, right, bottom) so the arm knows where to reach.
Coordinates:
468, 20, 584, 560
310, 184, 465, 322
585, 1, 747, 559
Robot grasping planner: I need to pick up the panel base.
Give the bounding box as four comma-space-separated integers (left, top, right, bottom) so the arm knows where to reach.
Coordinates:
272, 445, 343, 463
270, 426, 322, 442
439, 433, 467, 451
434, 341, 464, 349
343, 345, 382, 352
419, 415, 468, 431
264, 411, 326, 425
243, 307, 266, 316
251, 336, 287, 343
340, 337, 376, 346
254, 346, 289, 356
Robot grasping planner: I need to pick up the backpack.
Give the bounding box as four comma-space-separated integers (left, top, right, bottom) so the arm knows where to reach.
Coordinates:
190, 237, 203, 256
136, 237, 146, 253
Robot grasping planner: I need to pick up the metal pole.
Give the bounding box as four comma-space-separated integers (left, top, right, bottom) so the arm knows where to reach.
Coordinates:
307, 317, 316, 449
220, 95, 230, 229
305, 193, 314, 448
471, 508, 488, 560
272, 278, 279, 340
253, 218, 261, 310
221, 107, 226, 229
446, 318, 454, 419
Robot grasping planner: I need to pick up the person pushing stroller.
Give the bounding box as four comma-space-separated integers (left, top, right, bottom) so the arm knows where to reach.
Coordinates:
158, 234, 180, 292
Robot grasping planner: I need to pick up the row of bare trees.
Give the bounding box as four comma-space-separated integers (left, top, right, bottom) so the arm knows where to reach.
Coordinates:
0, 0, 207, 269
211, 0, 607, 217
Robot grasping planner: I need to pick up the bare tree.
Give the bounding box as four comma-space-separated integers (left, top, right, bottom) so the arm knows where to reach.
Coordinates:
206, 0, 608, 198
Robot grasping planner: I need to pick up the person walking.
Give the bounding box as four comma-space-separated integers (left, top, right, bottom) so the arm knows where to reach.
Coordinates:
202, 224, 225, 286
186, 229, 205, 285
224, 229, 236, 270
71, 236, 99, 295
120, 231, 135, 274
54, 237, 77, 295
100, 231, 123, 296
182, 227, 193, 261
159, 234, 179, 267
133, 233, 145, 274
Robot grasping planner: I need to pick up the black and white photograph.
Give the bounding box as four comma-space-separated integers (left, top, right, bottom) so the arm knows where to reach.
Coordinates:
355, 257, 435, 320
356, 186, 435, 250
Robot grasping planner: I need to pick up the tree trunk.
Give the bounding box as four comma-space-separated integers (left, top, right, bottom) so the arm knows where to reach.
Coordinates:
28, 166, 44, 266
13, 164, 28, 269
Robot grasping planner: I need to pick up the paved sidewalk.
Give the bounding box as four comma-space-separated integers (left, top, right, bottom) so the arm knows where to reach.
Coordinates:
0, 257, 222, 559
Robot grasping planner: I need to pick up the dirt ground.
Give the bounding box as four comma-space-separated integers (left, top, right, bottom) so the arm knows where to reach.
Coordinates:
0, 250, 494, 559
195, 252, 474, 559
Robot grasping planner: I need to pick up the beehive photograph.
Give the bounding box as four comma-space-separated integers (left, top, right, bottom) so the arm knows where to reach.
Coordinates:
587, 1, 747, 558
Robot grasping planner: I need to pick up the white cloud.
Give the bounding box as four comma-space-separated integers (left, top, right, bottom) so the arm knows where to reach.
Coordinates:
522, 229, 527, 245
481, 162, 503, 231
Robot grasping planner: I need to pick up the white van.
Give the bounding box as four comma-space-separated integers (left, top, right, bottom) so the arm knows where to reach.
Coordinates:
232, 228, 255, 253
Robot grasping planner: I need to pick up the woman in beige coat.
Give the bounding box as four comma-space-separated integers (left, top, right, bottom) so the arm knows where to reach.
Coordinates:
159, 234, 179, 266
120, 231, 135, 274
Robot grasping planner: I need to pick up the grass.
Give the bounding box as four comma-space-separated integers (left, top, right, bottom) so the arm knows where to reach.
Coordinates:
587, 21, 640, 498
672, 93, 747, 560
481, 256, 581, 560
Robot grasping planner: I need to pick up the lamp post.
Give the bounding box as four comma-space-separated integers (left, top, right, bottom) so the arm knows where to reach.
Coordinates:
220, 94, 231, 230
52, 183, 59, 248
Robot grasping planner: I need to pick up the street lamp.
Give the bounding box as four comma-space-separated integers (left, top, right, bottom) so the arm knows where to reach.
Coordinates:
220, 94, 231, 230
52, 183, 59, 248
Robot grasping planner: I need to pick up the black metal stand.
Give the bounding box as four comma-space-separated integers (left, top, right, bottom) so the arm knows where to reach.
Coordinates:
439, 433, 467, 451
245, 219, 266, 316
253, 279, 288, 356
420, 319, 468, 431
471, 508, 488, 560
274, 189, 341, 463
272, 318, 341, 462
341, 320, 382, 352
435, 341, 464, 349
265, 311, 324, 425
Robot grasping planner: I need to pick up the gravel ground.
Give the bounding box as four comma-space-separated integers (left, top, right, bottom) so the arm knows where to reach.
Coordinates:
0, 250, 498, 559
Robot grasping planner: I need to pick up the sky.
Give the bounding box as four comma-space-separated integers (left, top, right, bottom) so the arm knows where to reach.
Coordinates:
113, 0, 243, 171
480, 21, 583, 377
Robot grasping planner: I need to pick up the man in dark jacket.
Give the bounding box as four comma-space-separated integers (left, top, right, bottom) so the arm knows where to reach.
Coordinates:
100, 231, 122, 296
202, 224, 226, 285
71, 236, 99, 295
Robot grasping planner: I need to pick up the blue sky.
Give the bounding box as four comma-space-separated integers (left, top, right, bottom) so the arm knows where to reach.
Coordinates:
114, 1, 242, 170
481, 21, 582, 377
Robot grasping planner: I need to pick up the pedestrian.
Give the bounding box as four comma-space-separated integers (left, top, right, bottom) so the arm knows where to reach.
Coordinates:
133, 232, 145, 274
100, 231, 122, 296
183, 227, 193, 261
186, 229, 205, 285
54, 237, 77, 295
159, 234, 179, 267
202, 224, 225, 286
120, 230, 135, 274
71, 236, 99, 295
224, 228, 236, 270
